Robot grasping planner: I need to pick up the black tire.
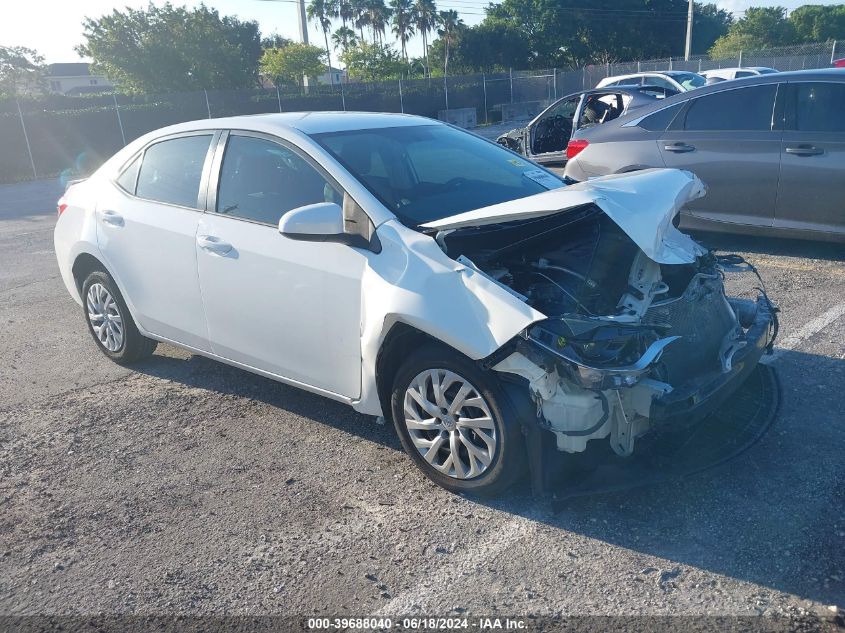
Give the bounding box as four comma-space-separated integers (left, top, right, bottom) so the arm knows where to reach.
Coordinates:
390, 344, 526, 496
81, 270, 157, 365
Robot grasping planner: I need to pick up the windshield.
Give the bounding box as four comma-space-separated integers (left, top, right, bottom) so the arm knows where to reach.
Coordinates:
311, 125, 564, 227
674, 72, 706, 90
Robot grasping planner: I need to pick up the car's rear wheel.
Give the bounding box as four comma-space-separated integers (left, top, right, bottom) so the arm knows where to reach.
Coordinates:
81, 270, 156, 364
390, 345, 525, 496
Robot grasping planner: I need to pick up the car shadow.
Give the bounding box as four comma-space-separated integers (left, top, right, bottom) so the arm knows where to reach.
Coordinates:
690, 230, 845, 262
130, 347, 844, 607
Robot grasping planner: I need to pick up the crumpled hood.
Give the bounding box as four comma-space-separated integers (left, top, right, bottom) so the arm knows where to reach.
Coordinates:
421, 168, 708, 265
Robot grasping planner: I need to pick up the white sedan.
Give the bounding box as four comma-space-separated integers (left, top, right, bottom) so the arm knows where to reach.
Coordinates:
55, 112, 776, 495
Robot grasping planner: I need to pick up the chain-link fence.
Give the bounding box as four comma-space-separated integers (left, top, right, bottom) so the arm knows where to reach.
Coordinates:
0, 40, 838, 184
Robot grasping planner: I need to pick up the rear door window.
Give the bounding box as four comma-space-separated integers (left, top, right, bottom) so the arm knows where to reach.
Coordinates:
683, 84, 778, 131
136, 135, 212, 208
791, 82, 845, 132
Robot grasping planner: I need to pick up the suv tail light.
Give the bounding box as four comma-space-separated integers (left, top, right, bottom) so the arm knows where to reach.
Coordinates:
566, 139, 589, 160
57, 196, 68, 217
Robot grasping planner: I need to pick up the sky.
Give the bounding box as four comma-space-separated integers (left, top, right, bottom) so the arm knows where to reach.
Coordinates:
1, 0, 842, 65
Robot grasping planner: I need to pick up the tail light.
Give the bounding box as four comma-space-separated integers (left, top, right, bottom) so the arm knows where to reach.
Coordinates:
57, 196, 67, 217
566, 139, 589, 160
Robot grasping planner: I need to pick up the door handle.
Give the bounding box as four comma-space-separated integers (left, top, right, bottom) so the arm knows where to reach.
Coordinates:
785, 145, 824, 156
663, 143, 696, 153
197, 235, 233, 256
100, 210, 124, 226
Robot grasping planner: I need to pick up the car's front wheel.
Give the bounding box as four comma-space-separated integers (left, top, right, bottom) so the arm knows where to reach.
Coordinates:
81, 270, 157, 364
390, 345, 525, 496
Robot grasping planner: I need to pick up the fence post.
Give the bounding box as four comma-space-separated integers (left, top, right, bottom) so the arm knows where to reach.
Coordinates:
277, 86, 282, 113
637, 61, 641, 72
398, 77, 404, 113
582, 67, 586, 90
113, 94, 126, 146
606, 62, 610, 77
15, 99, 37, 180
339, 78, 346, 112
738, 50, 743, 67
832, 40, 838, 64
669, 57, 673, 70
552, 68, 557, 100
509, 68, 513, 103
482, 73, 488, 124
204, 89, 212, 118
444, 75, 449, 110
698, 58, 702, 72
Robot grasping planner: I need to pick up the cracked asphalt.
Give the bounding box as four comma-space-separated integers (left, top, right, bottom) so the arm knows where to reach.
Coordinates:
0, 178, 843, 629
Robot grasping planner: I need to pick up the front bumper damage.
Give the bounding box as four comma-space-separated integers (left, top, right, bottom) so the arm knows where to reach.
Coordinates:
489, 271, 777, 461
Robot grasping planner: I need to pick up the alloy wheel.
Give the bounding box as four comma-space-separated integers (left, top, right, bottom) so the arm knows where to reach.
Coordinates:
86, 282, 124, 352
403, 369, 498, 480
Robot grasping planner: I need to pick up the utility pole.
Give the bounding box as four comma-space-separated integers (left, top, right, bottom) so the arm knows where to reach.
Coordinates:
297, 0, 309, 44
684, 0, 693, 61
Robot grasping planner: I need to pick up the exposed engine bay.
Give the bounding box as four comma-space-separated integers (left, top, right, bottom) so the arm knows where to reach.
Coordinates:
435, 203, 777, 457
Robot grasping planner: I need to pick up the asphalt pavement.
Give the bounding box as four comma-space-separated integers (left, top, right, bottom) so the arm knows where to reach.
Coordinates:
0, 178, 843, 629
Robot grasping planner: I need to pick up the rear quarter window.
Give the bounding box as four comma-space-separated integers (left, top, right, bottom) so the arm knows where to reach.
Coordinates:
637, 103, 684, 131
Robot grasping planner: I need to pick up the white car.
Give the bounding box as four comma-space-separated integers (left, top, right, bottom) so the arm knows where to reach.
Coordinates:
55, 113, 776, 495
596, 71, 706, 92
701, 67, 779, 81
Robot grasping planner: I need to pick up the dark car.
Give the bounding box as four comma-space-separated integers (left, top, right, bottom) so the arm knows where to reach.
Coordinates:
496, 85, 677, 165
564, 69, 845, 242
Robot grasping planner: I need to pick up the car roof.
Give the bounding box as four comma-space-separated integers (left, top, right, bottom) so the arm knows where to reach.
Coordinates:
136, 111, 439, 138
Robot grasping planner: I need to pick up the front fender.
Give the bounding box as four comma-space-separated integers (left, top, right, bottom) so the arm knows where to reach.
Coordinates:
352, 219, 546, 416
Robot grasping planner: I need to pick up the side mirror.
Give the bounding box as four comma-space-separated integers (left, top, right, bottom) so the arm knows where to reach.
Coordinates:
278, 202, 344, 241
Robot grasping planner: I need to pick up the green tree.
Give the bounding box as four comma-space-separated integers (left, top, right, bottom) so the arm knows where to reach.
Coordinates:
0, 45, 44, 98
76, 3, 262, 93
789, 4, 845, 43
413, 0, 438, 76
367, 0, 393, 43
709, 6, 795, 58
261, 43, 326, 88
351, 0, 370, 41
262, 34, 293, 49
340, 41, 404, 80
307, 0, 338, 86
437, 10, 463, 75
332, 26, 359, 53
691, 4, 733, 55
337, 0, 355, 27
391, 0, 416, 62
478, 0, 730, 68
429, 21, 532, 73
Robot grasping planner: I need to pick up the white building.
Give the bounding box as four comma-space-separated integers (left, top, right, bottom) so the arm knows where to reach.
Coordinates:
45, 63, 113, 95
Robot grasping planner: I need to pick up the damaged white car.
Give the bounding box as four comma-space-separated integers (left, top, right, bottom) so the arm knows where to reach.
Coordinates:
54, 113, 777, 495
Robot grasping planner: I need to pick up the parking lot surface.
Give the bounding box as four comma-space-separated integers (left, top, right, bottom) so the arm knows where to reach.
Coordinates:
1, 178, 843, 626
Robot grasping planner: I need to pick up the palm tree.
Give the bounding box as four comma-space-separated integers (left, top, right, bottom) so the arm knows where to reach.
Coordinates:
437, 9, 461, 76
332, 26, 358, 53
307, 0, 338, 86
351, 0, 369, 41
390, 0, 415, 63
413, 0, 437, 76
367, 0, 392, 44
337, 0, 354, 27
